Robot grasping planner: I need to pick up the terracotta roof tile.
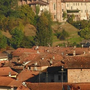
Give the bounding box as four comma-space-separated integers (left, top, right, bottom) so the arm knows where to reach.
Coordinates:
17, 69, 39, 82
17, 85, 30, 90
0, 67, 18, 76
27, 83, 62, 90
12, 48, 37, 57
0, 76, 15, 86
26, 82, 90, 90
64, 55, 90, 69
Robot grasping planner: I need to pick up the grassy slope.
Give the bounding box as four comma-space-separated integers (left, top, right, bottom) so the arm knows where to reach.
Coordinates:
52, 22, 83, 46
1, 24, 36, 38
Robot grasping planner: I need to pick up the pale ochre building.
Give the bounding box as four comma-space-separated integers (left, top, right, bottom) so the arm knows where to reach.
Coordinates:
18, 0, 90, 22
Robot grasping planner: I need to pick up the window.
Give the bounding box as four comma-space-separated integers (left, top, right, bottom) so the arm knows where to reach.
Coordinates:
71, 6, 73, 10
63, 74, 66, 81
58, 75, 61, 80
54, 3, 56, 10
67, 4, 68, 7
54, 15, 56, 19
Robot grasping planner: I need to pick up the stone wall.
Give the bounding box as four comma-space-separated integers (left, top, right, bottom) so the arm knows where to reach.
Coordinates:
68, 69, 90, 83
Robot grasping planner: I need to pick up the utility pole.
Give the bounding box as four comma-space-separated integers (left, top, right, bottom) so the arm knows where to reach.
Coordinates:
59, 66, 64, 90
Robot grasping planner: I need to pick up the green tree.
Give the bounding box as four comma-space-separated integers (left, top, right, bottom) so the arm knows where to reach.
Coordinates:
0, 31, 7, 49
63, 11, 67, 20
55, 29, 69, 40
20, 36, 35, 48
10, 28, 24, 49
67, 14, 75, 24
0, 0, 18, 17
79, 27, 90, 39
36, 11, 53, 46
36, 5, 40, 16
19, 5, 35, 25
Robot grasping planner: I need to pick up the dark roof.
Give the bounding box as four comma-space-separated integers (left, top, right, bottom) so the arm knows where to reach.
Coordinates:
29, 1, 48, 5
17, 69, 39, 82
64, 56, 90, 69
62, 0, 90, 2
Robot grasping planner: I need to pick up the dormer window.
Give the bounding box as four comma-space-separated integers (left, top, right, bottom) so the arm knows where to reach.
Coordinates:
53, 3, 56, 10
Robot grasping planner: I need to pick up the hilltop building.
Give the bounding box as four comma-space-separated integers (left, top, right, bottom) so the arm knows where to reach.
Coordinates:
18, 0, 90, 22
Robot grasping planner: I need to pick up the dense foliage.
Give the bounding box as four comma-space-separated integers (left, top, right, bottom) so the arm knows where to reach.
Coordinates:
79, 27, 90, 39
35, 11, 53, 46
0, 0, 53, 49
0, 31, 7, 49
9, 28, 24, 49
55, 29, 69, 40
67, 17, 90, 40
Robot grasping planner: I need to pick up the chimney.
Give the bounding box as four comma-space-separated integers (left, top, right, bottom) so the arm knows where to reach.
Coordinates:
34, 62, 37, 66
52, 56, 55, 59
74, 46, 76, 49
82, 44, 83, 48
35, 46, 39, 50
37, 50, 40, 54
83, 51, 86, 54
47, 49, 49, 52
9, 72, 11, 77
50, 59, 53, 65
73, 50, 76, 56
41, 57, 44, 60
22, 82, 27, 87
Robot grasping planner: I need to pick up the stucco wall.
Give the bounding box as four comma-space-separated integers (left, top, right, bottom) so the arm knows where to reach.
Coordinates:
65, 2, 90, 20
68, 69, 90, 83
49, 0, 62, 22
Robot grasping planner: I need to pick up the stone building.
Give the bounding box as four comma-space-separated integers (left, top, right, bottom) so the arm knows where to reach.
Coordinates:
61, 0, 90, 21
18, 0, 90, 22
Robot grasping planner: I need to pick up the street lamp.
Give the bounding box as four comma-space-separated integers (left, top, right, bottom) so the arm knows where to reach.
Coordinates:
61, 66, 64, 90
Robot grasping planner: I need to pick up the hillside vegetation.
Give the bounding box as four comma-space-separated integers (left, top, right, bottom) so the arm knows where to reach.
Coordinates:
0, 0, 89, 49
1, 22, 83, 47
52, 22, 83, 46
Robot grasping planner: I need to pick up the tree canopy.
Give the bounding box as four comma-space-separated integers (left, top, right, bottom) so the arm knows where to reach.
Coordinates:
0, 31, 7, 49
10, 28, 24, 49
79, 27, 90, 39
36, 11, 53, 46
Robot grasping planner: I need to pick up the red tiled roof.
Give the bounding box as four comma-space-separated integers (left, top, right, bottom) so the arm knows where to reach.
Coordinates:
8, 80, 22, 87
70, 83, 90, 90
64, 55, 90, 69
27, 83, 63, 90
0, 76, 15, 86
67, 47, 89, 55
17, 85, 30, 90
12, 48, 37, 57
0, 67, 18, 76
17, 69, 39, 82
26, 82, 90, 90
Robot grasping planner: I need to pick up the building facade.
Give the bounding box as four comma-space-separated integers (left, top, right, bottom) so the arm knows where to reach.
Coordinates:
62, 0, 90, 21
18, 0, 90, 22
